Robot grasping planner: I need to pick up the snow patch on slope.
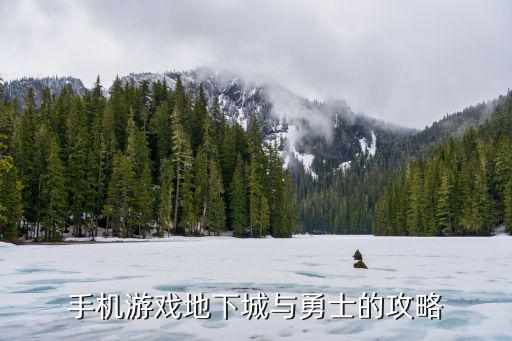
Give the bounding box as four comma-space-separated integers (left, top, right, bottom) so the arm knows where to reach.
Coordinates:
294, 151, 314, 173
120, 72, 177, 89
237, 108, 248, 130
359, 130, 377, 156
276, 124, 318, 179
338, 160, 352, 173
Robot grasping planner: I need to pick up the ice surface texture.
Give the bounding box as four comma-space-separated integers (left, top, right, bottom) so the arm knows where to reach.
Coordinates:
0, 235, 511, 340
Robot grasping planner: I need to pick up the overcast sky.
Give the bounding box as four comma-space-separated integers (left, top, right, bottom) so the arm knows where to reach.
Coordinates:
1, 0, 511, 128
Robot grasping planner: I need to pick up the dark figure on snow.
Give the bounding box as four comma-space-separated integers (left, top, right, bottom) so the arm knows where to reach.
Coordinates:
353, 249, 367, 269
353, 249, 363, 261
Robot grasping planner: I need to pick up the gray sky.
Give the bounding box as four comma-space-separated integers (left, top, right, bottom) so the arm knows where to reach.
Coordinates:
1, 0, 511, 128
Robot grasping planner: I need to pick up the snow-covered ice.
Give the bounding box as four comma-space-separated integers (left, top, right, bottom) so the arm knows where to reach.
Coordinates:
0, 235, 511, 340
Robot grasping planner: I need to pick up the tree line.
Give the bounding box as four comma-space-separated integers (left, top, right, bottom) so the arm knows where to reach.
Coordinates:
373, 94, 512, 236
295, 94, 511, 236
0, 76, 298, 241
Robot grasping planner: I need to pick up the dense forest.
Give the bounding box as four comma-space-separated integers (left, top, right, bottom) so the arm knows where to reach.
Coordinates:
373, 94, 512, 236
1, 71, 510, 241
293, 126, 403, 234
0, 76, 298, 242
293, 96, 508, 235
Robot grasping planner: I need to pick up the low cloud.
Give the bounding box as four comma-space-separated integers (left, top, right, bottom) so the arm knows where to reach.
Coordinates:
1, 0, 511, 128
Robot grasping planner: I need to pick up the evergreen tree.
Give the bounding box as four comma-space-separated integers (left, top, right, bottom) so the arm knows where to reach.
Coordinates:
283, 170, 299, 236
248, 156, 269, 237
436, 168, 451, 235
15, 89, 37, 228
171, 102, 194, 234
206, 161, 226, 235
464, 168, 491, 235
109, 76, 129, 151
504, 175, 512, 233
101, 101, 118, 199
149, 80, 169, 118
38, 87, 53, 126
41, 135, 66, 241
268, 142, 287, 237
32, 124, 52, 239
244, 118, 269, 237
193, 146, 208, 234
91, 76, 106, 115
0, 153, 22, 241
190, 85, 208, 153
86, 106, 103, 237
50, 85, 73, 158
85, 76, 106, 236
158, 158, 174, 236
173, 76, 192, 135
221, 125, 237, 194
211, 97, 227, 149
229, 156, 247, 237
247, 118, 266, 180
150, 102, 172, 167
67, 97, 89, 237
126, 114, 153, 238
460, 188, 485, 235
193, 115, 222, 234
373, 196, 385, 236
493, 135, 512, 220
423, 157, 439, 235
407, 161, 425, 235
397, 175, 410, 235
0, 99, 15, 154
105, 153, 135, 237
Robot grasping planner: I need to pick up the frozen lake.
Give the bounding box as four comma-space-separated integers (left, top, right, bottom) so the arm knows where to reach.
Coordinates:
0, 235, 511, 340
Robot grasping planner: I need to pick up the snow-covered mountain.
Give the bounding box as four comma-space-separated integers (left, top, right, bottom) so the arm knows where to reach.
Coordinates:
3, 76, 86, 107
118, 68, 397, 178
2, 69, 410, 178
119, 69, 273, 133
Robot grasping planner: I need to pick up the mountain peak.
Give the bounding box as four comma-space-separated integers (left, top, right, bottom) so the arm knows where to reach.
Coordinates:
3, 76, 85, 107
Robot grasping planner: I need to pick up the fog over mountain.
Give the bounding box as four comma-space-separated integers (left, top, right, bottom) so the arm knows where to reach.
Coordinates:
5, 67, 503, 186
2, 69, 392, 177
1, 0, 511, 128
